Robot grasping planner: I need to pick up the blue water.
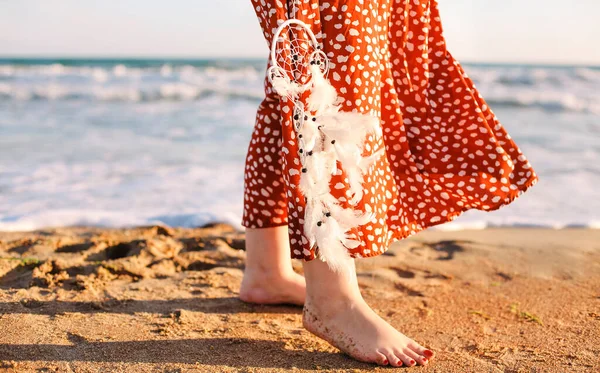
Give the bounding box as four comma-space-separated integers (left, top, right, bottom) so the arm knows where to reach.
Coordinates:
0, 58, 599, 231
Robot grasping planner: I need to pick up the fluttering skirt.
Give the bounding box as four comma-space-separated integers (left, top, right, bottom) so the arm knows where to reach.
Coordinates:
242, 0, 538, 260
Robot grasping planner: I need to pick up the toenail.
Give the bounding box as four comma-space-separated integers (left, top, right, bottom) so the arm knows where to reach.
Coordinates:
410, 359, 416, 365
383, 359, 388, 365
424, 349, 434, 357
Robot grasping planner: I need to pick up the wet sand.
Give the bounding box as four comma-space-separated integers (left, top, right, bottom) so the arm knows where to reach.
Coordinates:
0, 225, 599, 372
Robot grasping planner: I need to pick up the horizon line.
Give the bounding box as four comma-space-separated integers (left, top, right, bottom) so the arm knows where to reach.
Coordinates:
0, 55, 599, 68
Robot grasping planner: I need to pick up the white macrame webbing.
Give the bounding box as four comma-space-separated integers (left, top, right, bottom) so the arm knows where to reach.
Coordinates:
268, 14, 383, 274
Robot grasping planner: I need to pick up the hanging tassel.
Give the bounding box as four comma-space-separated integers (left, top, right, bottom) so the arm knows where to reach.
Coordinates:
269, 22, 389, 274
293, 58, 387, 274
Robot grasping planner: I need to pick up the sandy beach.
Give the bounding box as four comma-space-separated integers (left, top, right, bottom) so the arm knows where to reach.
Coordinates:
0, 225, 598, 372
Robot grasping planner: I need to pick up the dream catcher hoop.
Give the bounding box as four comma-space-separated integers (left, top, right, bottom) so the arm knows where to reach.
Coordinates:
267, 19, 329, 100
267, 13, 384, 274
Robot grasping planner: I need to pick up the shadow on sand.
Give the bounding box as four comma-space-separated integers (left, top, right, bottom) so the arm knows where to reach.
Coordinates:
0, 335, 360, 370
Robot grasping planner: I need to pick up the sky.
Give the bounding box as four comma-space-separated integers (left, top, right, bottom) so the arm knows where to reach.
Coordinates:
1, 0, 599, 65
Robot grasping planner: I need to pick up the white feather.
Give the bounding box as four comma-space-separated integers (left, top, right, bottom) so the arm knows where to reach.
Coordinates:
303, 198, 324, 249
342, 237, 362, 249
298, 170, 316, 201
322, 148, 338, 177
271, 76, 302, 100
320, 112, 380, 149
314, 216, 353, 275
307, 64, 338, 113
299, 150, 331, 201
326, 198, 374, 230
310, 151, 334, 195
359, 148, 384, 172
300, 117, 320, 153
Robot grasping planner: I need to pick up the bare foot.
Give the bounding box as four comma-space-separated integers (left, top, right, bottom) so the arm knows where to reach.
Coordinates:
303, 297, 433, 366
240, 226, 306, 306
240, 270, 306, 306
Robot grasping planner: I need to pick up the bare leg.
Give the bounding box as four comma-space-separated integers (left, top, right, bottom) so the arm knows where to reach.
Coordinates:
302, 258, 434, 367
239, 226, 306, 306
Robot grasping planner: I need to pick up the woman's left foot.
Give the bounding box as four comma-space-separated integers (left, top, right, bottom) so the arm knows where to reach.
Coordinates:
303, 295, 433, 367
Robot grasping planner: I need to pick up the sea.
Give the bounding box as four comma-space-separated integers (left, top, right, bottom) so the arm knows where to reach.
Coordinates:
0, 58, 598, 231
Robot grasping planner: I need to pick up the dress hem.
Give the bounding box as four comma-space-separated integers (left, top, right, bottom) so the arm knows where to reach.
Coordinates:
242, 175, 539, 261
353, 173, 540, 260
241, 176, 539, 262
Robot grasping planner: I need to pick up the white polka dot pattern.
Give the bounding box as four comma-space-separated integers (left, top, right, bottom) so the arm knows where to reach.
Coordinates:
242, 0, 538, 261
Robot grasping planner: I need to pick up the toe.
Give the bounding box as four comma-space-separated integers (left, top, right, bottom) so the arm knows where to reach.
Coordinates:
409, 341, 434, 358
374, 351, 389, 366
404, 348, 428, 366
394, 349, 416, 367
379, 349, 402, 367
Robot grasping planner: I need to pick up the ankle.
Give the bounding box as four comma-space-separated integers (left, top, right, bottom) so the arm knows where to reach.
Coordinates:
305, 290, 363, 313
243, 265, 298, 282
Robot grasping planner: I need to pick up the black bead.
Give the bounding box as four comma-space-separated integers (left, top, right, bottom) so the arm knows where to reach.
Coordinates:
308, 151, 313, 156
317, 125, 322, 130
312, 117, 316, 122
316, 60, 321, 65
294, 114, 299, 120
302, 168, 307, 173
298, 134, 303, 138
325, 212, 331, 217
317, 221, 322, 227
331, 140, 336, 144
299, 149, 303, 153
304, 115, 308, 120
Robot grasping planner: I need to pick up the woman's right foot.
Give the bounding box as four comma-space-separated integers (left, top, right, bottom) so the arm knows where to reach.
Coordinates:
240, 269, 306, 306
303, 297, 433, 367
240, 226, 306, 306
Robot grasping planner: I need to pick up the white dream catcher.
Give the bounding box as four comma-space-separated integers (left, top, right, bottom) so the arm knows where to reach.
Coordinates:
268, 18, 384, 274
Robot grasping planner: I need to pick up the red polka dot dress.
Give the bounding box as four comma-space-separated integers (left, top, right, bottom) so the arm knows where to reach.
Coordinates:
242, 0, 538, 262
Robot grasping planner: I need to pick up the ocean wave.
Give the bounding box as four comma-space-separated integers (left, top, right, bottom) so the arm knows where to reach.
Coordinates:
465, 65, 600, 84
2, 61, 598, 82
465, 66, 600, 114
1, 62, 599, 113
0, 82, 264, 102
484, 93, 600, 114
0, 63, 265, 102
0, 82, 597, 114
